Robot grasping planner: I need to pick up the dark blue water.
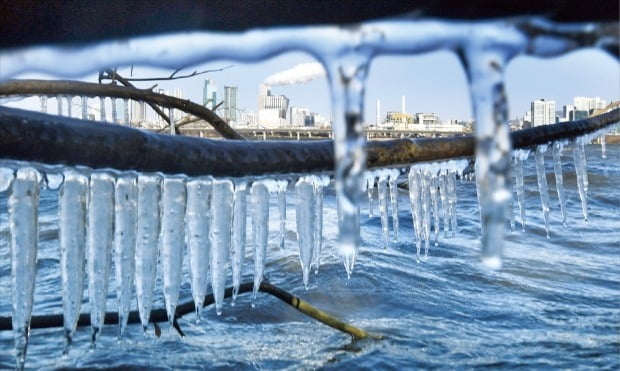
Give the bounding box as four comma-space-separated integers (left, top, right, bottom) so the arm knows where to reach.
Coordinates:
0, 144, 618, 369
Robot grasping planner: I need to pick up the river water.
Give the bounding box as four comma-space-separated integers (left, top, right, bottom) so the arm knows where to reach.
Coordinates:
0, 144, 618, 369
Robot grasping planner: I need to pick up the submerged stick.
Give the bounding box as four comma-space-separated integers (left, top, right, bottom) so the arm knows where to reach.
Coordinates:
0, 105, 617, 177
0, 281, 381, 341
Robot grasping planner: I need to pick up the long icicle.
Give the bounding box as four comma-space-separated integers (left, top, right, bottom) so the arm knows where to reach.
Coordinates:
388, 169, 400, 243
377, 171, 390, 249
59, 169, 87, 355
231, 181, 247, 305
513, 151, 528, 231
9, 168, 39, 370
251, 181, 269, 305
134, 174, 161, 334
429, 173, 440, 245
366, 172, 375, 218
99, 96, 106, 122
160, 176, 187, 328
439, 171, 449, 238
87, 171, 115, 346
186, 177, 212, 317
296, 177, 315, 289
421, 170, 431, 258
408, 167, 423, 260
114, 172, 138, 338
572, 137, 589, 221
535, 145, 551, 238
210, 179, 233, 315
552, 142, 567, 227
312, 176, 328, 274
277, 180, 288, 251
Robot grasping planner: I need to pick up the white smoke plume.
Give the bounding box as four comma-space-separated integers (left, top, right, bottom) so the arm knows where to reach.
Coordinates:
263, 62, 326, 86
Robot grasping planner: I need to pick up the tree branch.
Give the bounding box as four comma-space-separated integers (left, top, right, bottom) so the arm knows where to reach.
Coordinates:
102, 65, 235, 82
0, 105, 617, 177
0, 79, 244, 140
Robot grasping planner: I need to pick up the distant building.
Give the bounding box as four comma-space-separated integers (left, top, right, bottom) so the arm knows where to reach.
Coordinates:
257, 84, 289, 128
203, 79, 217, 110
290, 107, 310, 126
574, 96, 606, 114
531, 99, 556, 126
171, 88, 184, 121
223, 86, 238, 122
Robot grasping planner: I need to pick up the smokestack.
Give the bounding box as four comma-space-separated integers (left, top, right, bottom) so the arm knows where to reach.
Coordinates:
376, 99, 381, 125
402, 95, 406, 114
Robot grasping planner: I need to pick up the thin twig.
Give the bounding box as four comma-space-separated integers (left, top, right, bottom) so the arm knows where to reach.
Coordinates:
106, 65, 234, 82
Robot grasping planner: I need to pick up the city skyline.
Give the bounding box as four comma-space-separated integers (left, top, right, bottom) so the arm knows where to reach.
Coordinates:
3, 48, 618, 125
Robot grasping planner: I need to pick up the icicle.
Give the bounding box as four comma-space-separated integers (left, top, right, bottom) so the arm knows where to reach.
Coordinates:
513, 151, 528, 231
40, 96, 47, 113
325, 54, 370, 278
366, 172, 375, 217
447, 170, 457, 237
276, 181, 288, 250
9, 168, 39, 370
56, 95, 63, 116
59, 169, 88, 354
421, 171, 431, 258
100, 97, 106, 122
429, 174, 440, 245
160, 176, 187, 327
124, 99, 130, 125
572, 137, 589, 221
134, 174, 161, 333
552, 142, 567, 227
408, 168, 423, 260
66, 96, 72, 118
377, 172, 389, 248
114, 173, 137, 338
0, 167, 15, 191
169, 107, 175, 135
312, 176, 328, 274
462, 48, 513, 270
186, 177, 212, 317
600, 134, 606, 159
87, 171, 115, 346
388, 169, 400, 243
438, 172, 449, 238
507, 183, 515, 232
81, 96, 88, 120
535, 145, 551, 238
210, 179, 233, 315
231, 181, 246, 305
295, 178, 315, 289
251, 181, 269, 304
111, 98, 118, 123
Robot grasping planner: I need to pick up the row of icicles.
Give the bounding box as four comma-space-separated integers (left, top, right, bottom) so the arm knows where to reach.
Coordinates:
39, 95, 132, 125
0, 131, 606, 368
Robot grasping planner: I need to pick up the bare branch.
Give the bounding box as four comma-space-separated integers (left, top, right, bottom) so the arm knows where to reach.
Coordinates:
102, 65, 235, 82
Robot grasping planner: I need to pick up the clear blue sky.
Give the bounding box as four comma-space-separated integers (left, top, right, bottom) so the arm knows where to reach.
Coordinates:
4, 48, 619, 123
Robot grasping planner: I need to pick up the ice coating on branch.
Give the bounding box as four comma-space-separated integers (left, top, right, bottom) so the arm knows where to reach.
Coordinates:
40, 96, 47, 113
99, 97, 106, 122
572, 137, 589, 221
552, 142, 567, 227
296, 178, 315, 288
312, 176, 329, 273
9, 168, 39, 370
513, 149, 530, 231
134, 174, 161, 333
66, 96, 72, 118
408, 168, 423, 259
111, 98, 118, 123
365, 172, 376, 217
186, 177, 212, 316
251, 181, 269, 304
377, 171, 389, 248
535, 145, 551, 238
81, 96, 88, 120
87, 171, 115, 346
114, 173, 138, 338
160, 176, 187, 327
210, 179, 233, 315
388, 169, 400, 243
56, 95, 63, 116
59, 169, 87, 354
276, 180, 288, 250
231, 181, 246, 305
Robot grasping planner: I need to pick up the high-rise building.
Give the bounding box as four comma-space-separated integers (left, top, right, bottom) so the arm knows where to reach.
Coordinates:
258, 84, 290, 128
203, 79, 217, 110
531, 99, 556, 126
223, 86, 238, 122
290, 107, 310, 126
573, 96, 606, 114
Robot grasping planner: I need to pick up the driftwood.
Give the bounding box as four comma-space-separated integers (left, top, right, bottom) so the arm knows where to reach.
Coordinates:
0, 79, 244, 140
0, 281, 381, 341
0, 105, 617, 177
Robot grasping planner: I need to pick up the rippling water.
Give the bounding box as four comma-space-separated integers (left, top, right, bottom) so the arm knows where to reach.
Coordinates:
0, 144, 618, 369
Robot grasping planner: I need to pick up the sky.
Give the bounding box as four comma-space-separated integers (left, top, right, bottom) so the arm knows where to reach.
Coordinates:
2, 47, 619, 123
